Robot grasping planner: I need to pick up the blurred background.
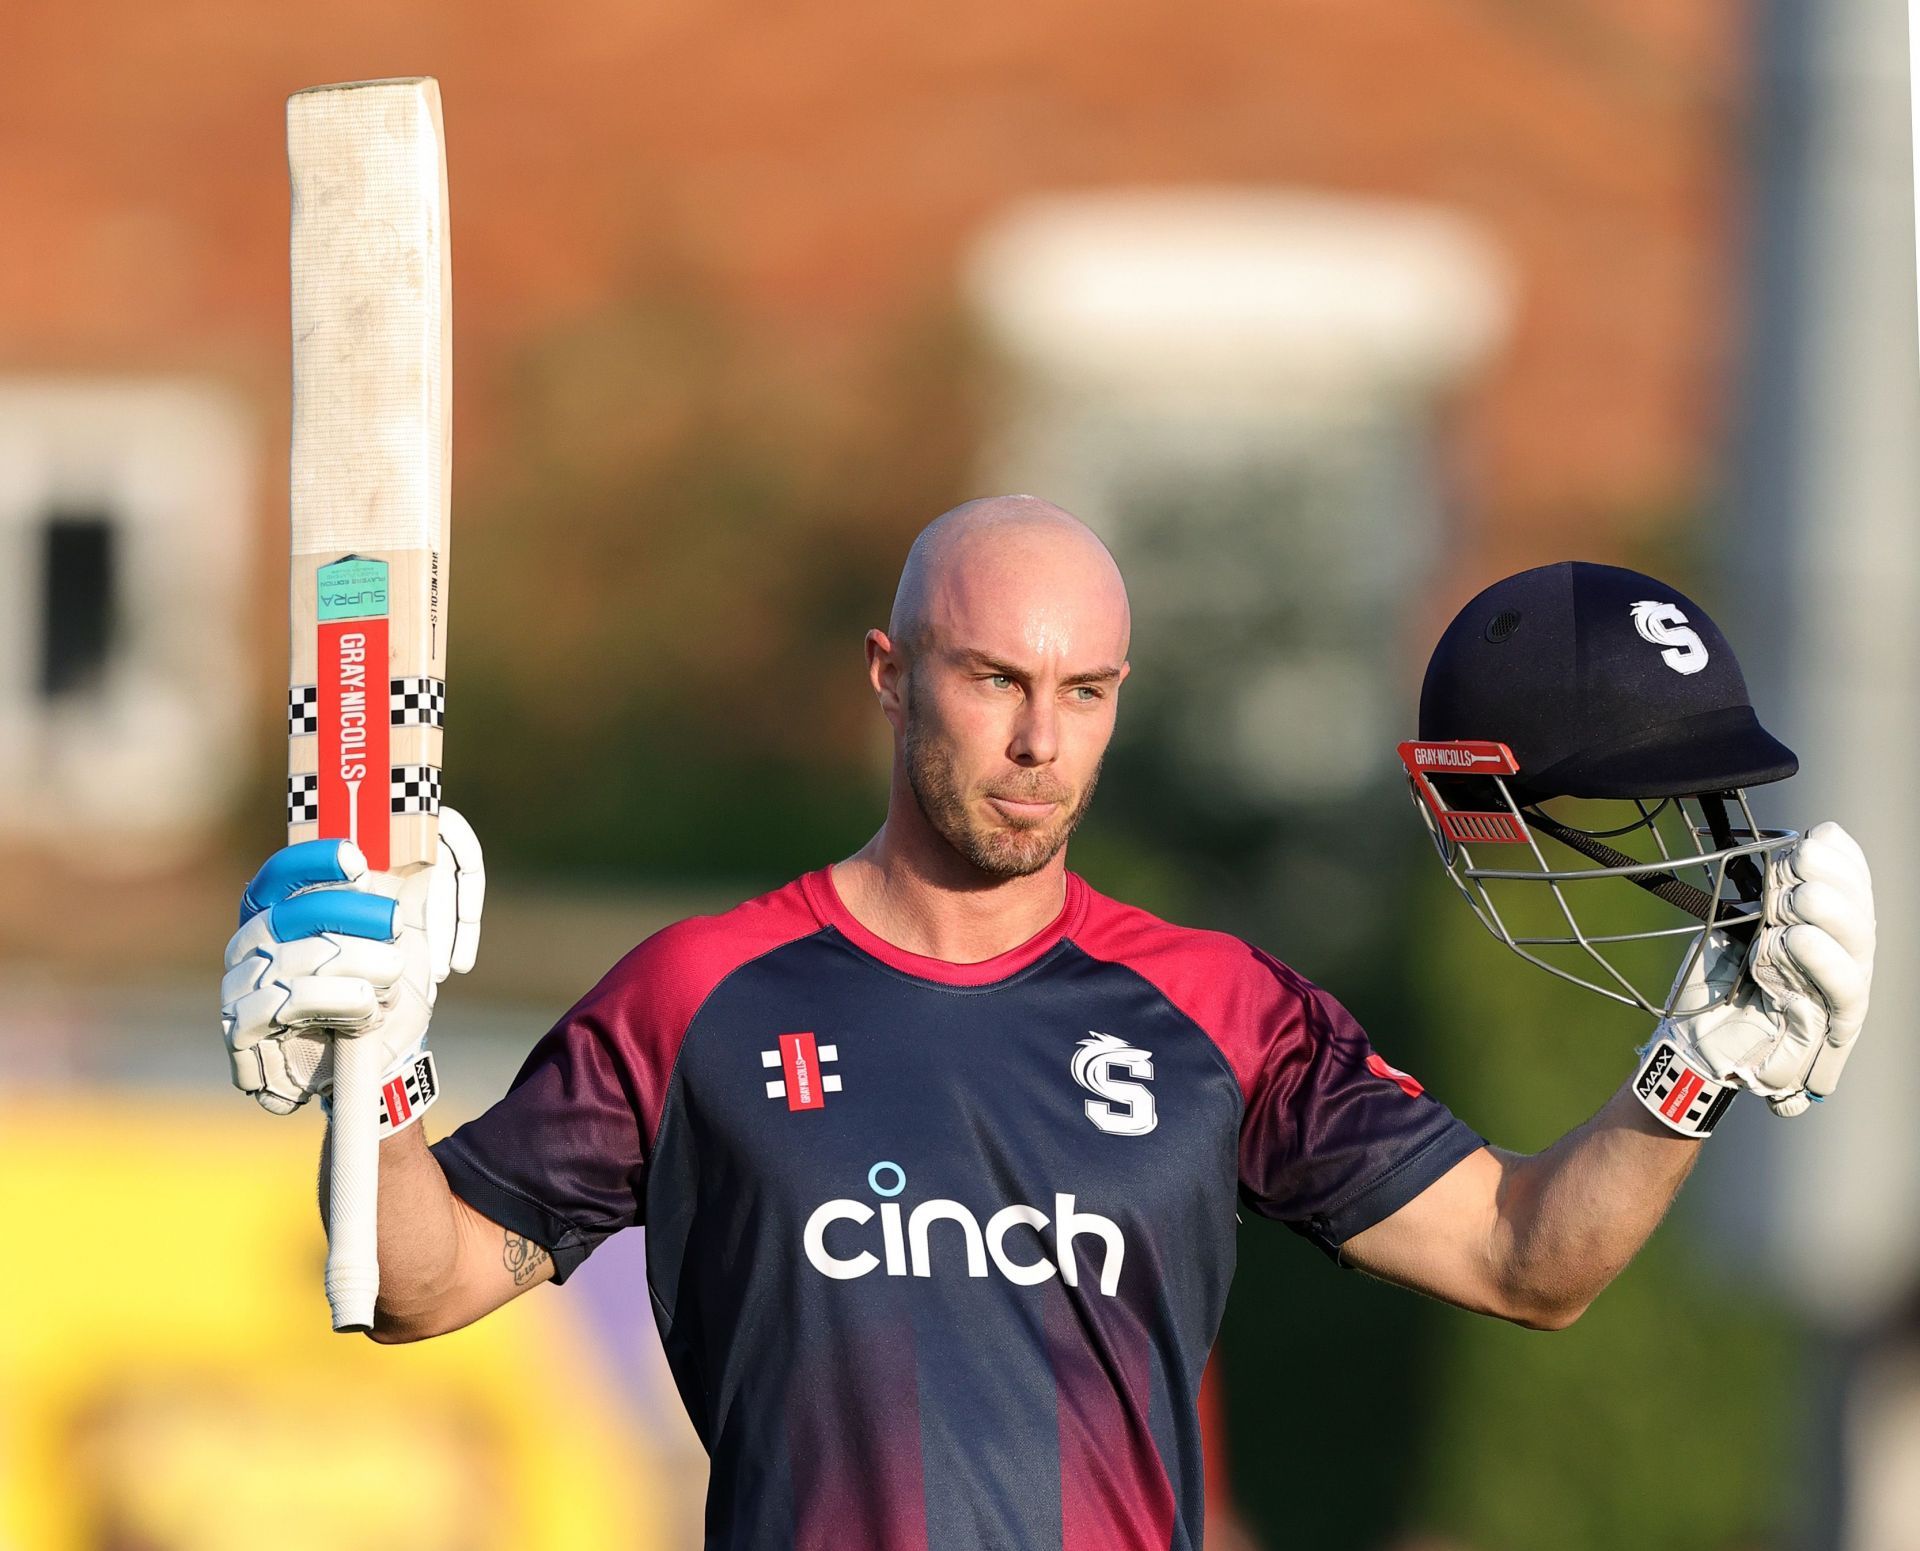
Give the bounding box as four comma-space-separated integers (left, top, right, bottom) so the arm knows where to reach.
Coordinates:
3, 0, 1919, 1547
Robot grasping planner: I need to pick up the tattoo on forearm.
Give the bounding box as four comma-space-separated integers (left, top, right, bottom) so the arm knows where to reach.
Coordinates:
504, 1230, 551, 1287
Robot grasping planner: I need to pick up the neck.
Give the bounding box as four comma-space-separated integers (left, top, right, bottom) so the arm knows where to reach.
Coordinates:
832, 803, 1069, 965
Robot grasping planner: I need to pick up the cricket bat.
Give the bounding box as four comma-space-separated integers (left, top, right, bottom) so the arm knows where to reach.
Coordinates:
287, 77, 452, 1332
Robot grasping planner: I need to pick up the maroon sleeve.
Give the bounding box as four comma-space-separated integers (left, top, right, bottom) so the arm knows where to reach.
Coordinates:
1071, 885, 1482, 1259
1235, 956, 1484, 1255
431, 883, 821, 1282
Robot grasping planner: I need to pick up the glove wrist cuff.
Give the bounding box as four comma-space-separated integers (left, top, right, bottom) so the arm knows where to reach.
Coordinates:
323, 1046, 441, 1135
1633, 1035, 1737, 1138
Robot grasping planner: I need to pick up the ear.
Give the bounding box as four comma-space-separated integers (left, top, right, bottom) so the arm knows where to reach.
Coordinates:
866, 629, 907, 729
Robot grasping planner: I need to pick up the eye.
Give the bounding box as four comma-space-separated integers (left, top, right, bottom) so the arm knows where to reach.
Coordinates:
1070, 685, 1103, 702
988, 674, 1015, 690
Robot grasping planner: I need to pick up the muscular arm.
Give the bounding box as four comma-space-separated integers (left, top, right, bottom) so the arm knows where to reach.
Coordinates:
318, 1123, 554, 1342
1339, 1078, 1700, 1329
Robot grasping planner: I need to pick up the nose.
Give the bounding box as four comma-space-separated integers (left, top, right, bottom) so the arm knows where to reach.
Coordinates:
1009, 693, 1059, 766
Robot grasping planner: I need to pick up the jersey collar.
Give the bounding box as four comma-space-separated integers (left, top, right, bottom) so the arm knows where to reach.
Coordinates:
801, 865, 1089, 986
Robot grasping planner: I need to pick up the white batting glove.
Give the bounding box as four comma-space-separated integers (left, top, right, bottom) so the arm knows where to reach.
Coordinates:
1746, 821, 1875, 1112
1635, 821, 1873, 1134
220, 807, 485, 1122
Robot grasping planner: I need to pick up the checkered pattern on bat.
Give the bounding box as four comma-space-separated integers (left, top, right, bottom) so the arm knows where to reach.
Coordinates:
287, 773, 319, 825
289, 685, 318, 737
391, 765, 442, 816
390, 677, 446, 729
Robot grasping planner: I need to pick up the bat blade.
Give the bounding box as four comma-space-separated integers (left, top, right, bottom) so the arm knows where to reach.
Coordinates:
287, 76, 452, 1333
1913, 0, 1920, 367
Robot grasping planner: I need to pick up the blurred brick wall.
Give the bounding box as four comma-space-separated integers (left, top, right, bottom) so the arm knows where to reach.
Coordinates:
0, 0, 1745, 963
0, 0, 1741, 544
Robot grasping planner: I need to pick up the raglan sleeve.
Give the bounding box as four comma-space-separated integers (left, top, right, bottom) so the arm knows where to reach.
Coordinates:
430, 933, 681, 1284
1237, 954, 1485, 1259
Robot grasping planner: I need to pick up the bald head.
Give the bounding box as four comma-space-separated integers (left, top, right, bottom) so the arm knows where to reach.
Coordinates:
888, 495, 1131, 667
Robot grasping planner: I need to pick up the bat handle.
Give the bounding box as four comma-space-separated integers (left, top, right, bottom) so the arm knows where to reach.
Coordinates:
326, 1032, 383, 1331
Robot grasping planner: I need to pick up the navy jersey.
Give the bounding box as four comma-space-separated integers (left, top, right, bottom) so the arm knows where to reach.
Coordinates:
435, 868, 1483, 1551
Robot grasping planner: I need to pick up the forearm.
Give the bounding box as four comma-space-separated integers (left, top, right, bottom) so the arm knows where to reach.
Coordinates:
1488, 1079, 1703, 1326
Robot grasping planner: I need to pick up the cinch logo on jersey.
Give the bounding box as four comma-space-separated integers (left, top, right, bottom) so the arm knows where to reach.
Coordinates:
1071, 1031, 1157, 1136
803, 1162, 1127, 1296
1630, 601, 1710, 676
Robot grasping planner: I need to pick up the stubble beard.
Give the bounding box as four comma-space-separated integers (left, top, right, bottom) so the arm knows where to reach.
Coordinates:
902, 677, 1102, 879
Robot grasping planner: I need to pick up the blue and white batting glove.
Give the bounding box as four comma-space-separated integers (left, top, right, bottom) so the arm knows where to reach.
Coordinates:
219, 806, 484, 1127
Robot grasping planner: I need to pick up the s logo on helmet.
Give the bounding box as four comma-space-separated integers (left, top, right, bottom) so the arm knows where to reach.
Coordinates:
1630, 601, 1710, 676
1071, 1032, 1157, 1136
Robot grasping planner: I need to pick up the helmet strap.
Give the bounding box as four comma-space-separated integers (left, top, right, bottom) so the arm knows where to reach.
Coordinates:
1518, 807, 1717, 921
1698, 793, 1766, 904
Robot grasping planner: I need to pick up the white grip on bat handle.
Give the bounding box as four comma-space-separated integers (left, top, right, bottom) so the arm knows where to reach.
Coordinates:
326, 1032, 383, 1331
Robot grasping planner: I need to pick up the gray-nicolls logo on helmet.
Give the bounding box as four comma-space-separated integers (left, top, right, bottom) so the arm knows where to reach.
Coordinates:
1397, 560, 1799, 1021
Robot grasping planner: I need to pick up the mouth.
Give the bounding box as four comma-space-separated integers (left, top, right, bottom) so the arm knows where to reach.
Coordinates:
987, 795, 1063, 822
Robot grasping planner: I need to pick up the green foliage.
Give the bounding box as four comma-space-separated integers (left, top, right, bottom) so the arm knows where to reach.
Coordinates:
1408, 1260, 1790, 1551
1395, 866, 1797, 1551
444, 290, 982, 884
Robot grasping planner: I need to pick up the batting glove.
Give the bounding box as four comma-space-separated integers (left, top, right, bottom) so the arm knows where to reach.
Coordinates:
220, 806, 485, 1124
1634, 821, 1874, 1134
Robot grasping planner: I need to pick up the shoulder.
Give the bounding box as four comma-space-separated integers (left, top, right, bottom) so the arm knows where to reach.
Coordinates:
574, 871, 827, 1044
1068, 876, 1324, 1097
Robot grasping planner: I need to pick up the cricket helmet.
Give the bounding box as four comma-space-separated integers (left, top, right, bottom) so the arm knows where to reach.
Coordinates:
1399, 561, 1799, 1015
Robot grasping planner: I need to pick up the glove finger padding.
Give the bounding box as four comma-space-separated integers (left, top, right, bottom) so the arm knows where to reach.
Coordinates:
1773, 922, 1868, 1081
1774, 879, 1875, 961
1779, 921, 1869, 1028
223, 983, 298, 1050
220, 934, 405, 1034
425, 847, 456, 984
239, 837, 368, 919
437, 806, 486, 976
1804, 1028, 1857, 1099
392, 806, 484, 991
1748, 923, 1867, 1094
277, 973, 384, 1031
1796, 821, 1870, 893
1768, 824, 1873, 937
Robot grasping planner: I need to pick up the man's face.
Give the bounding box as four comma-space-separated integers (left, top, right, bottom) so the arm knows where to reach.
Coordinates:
900, 639, 1125, 879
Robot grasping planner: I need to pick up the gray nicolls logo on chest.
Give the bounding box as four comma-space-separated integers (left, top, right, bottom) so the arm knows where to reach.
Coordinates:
1071, 1032, 1158, 1136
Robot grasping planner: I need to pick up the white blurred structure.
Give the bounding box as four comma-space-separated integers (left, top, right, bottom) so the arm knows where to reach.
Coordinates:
0, 381, 252, 871
969, 192, 1506, 408
1722, 0, 1920, 1331
968, 191, 1508, 801
1723, 0, 1920, 1545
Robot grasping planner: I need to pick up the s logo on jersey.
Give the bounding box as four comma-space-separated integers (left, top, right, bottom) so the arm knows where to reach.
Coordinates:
1630, 601, 1709, 676
1071, 1032, 1157, 1137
